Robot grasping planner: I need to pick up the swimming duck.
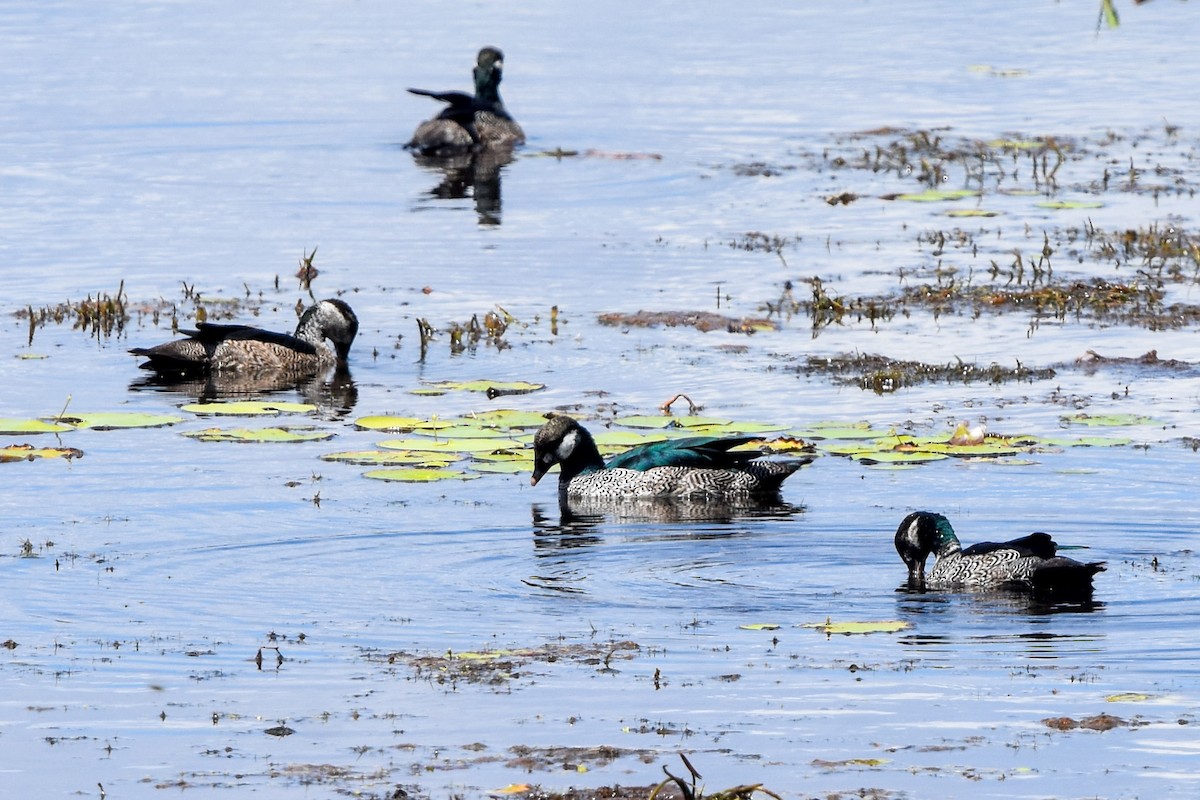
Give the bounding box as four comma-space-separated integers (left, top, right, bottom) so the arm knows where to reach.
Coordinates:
130, 298, 359, 376
407, 46, 525, 155
530, 416, 812, 499
894, 511, 1105, 596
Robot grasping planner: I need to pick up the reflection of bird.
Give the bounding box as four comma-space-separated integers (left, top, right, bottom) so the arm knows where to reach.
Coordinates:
130, 299, 359, 376
407, 47, 525, 155
530, 416, 811, 499
894, 511, 1105, 596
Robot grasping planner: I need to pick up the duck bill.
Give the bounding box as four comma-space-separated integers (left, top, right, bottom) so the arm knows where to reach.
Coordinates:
530, 465, 546, 486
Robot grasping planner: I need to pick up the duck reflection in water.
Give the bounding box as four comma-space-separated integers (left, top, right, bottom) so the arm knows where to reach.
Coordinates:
530, 497, 803, 553
410, 148, 512, 226
130, 364, 358, 417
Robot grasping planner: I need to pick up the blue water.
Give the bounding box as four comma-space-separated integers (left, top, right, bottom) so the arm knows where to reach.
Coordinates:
3, 1, 1200, 797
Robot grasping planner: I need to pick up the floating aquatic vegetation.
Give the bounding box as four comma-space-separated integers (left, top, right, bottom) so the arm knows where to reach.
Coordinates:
0, 444, 84, 463
413, 379, 545, 397
353, 415, 426, 432
181, 400, 316, 416
1061, 412, 1157, 427
803, 618, 912, 636
53, 412, 185, 430
377, 640, 641, 688
889, 188, 980, 202
1036, 199, 1104, 210
0, 418, 74, 435
377, 436, 525, 454
363, 467, 479, 483
799, 352, 1056, 393
183, 426, 335, 443
15, 282, 129, 344
320, 450, 455, 467
597, 310, 775, 334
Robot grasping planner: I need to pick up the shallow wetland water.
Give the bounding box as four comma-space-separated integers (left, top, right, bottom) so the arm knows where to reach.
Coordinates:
3, 2, 1200, 798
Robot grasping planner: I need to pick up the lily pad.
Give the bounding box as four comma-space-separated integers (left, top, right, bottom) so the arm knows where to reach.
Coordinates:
1035, 200, 1104, 210
53, 412, 185, 430
376, 437, 524, 453
181, 401, 316, 416
408, 424, 517, 439
183, 426, 335, 443
945, 209, 1000, 218
893, 188, 980, 202
1105, 693, 1153, 703
363, 467, 480, 483
1034, 436, 1132, 448
1062, 413, 1156, 427
803, 619, 912, 635
0, 418, 74, 435
0, 444, 84, 462
592, 430, 673, 449
419, 379, 545, 395
612, 415, 678, 429
857, 451, 949, 465
469, 460, 531, 475
463, 409, 554, 429
738, 623, 782, 631
320, 450, 455, 467
353, 415, 427, 432
795, 423, 896, 441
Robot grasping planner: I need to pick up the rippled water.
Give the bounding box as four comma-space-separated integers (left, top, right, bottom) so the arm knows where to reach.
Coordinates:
3, 1, 1200, 797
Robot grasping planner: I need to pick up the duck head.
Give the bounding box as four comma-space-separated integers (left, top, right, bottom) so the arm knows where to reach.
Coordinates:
297, 299, 359, 363
531, 415, 603, 487
894, 511, 957, 584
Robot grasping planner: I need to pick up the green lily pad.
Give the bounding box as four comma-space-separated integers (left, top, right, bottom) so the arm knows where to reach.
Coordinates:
1, 444, 84, 462
913, 441, 1025, 457
469, 460, 531, 475
408, 424, 516, 439
894, 189, 980, 202
471, 449, 530, 462
738, 623, 782, 631
181, 400, 316, 416
803, 619, 912, 635
320, 450, 455, 467
1106, 693, 1153, 703
462, 409, 554, 429
183, 426, 335, 443
16, 353, 50, 360
420, 379, 545, 395
409, 387, 448, 396
592, 430, 673, 452
53, 412, 185, 430
354, 415, 427, 432
613, 415, 677, 429
376, 437, 524, 453
796, 423, 896, 441
685, 421, 787, 436
0, 418, 74, 435
1034, 436, 1132, 448
363, 468, 480, 483
857, 451, 949, 465
945, 209, 1000, 218
1062, 413, 1155, 427
1035, 200, 1104, 210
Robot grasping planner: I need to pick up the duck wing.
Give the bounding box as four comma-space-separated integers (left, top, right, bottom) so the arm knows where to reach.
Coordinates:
961, 532, 1058, 559
193, 323, 318, 355
606, 435, 764, 472
407, 88, 478, 127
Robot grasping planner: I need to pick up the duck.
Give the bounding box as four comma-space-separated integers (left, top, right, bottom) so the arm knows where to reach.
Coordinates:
407, 46, 525, 155
530, 415, 812, 500
130, 298, 359, 376
894, 511, 1105, 596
